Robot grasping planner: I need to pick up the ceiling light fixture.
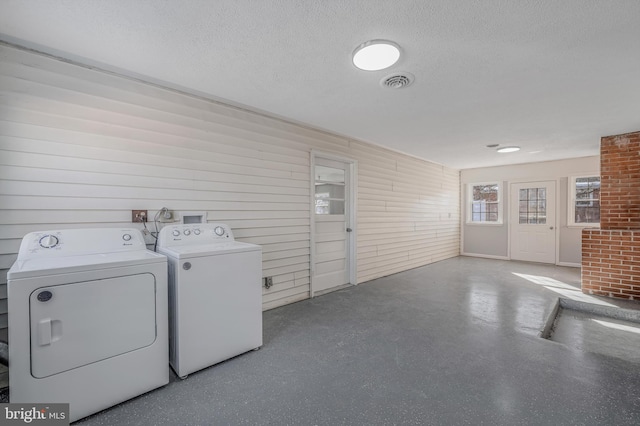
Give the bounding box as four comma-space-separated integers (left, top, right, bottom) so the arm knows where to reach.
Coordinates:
352, 40, 400, 71
496, 146, 521, 153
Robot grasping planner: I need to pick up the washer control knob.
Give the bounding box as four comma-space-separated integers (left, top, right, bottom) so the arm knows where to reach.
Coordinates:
39, 235, 59, 249
172, 230, 181, 237
214, 226, 225, 236
122, 233, 132, 241
184, 229, 191, 236
193, 229, 201, 235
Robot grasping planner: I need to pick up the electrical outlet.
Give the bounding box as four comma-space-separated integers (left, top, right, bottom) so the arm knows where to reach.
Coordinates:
264, 276, 273, 289
132, 210, 148, 222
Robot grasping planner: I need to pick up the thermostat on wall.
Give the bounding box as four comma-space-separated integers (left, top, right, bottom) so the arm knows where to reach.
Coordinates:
180, 211, 207, 224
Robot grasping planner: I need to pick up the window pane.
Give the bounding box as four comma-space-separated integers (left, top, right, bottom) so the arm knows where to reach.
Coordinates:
519, 214, 527, 224
473, 184, 498, 202
316, 200, 344, 215
576, 204, 601, 223
315, 165, 344, 184
537, 200, 546, 214
519, 189, 527, 200
528, 188, 538, 199
315, 184, 344, 199
519, 200, 527, 213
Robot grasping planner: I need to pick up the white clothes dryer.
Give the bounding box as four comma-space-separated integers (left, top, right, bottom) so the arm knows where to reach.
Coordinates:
8, 228, 169, 423
157, 223, 262, 378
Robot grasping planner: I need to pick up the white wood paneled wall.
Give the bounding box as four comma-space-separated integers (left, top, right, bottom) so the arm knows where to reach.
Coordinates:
0, 44, 460, 339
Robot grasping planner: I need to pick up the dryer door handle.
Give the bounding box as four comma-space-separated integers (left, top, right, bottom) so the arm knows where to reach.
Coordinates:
38, 318, 52, 346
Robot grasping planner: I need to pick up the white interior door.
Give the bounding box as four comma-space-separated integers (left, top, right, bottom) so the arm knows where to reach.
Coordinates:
312, 156, 353, 295
510, 181, 556, 263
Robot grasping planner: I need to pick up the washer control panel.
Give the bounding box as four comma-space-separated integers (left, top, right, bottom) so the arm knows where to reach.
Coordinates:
158, 223, 235, 247
16, 228, 147, 260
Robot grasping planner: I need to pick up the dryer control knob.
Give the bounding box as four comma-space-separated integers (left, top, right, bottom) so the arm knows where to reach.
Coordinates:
193, 229, 201, 235
172, 230, 181, 237
214, 226, 225, 236
122, 233, 132, 241
39, 235, 59, 249
184, 229, 191, 236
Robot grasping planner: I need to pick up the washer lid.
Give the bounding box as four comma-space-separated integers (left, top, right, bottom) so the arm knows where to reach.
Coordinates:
158, 241, 261, 259
8, 250, 166, 279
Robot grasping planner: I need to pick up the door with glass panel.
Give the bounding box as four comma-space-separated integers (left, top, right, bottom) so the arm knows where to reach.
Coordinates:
312, 157, 352, 295
510, 181, 556, 263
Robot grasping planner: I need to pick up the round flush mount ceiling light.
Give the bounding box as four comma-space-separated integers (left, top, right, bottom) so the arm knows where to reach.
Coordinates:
497, 146, 521, 153
352, 40, 401, 71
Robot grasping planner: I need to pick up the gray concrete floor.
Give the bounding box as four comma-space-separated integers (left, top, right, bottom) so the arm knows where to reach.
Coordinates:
78, 257, 640, 425
550, 308, 640, 364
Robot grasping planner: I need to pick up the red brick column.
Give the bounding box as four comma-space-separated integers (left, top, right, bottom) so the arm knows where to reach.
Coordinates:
581, 131, 640, 300
599, 132, 640, 230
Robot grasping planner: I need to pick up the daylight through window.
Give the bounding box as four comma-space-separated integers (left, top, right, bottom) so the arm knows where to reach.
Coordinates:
470, 183, 500, 223
572, 176, 600, 225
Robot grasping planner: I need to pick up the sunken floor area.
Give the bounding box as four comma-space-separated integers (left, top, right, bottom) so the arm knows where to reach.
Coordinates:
79, 257, 640, 425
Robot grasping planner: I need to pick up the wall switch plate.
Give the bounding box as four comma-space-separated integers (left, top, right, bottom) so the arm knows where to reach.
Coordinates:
132, 210, 148, 222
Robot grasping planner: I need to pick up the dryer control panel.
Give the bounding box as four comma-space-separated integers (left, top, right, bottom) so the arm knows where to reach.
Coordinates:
16, 228, 147, 260
158, 223, 235, 247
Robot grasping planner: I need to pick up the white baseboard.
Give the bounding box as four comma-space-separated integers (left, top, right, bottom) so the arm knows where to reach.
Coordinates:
461, 252, 510, 261
557, 262, 581, 268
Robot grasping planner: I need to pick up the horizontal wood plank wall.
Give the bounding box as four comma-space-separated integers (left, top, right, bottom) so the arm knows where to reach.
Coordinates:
0, 44, 460, 338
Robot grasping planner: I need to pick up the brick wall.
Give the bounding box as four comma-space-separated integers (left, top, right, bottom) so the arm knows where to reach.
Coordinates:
581, 131, 640, 300
599, 132, 640, 229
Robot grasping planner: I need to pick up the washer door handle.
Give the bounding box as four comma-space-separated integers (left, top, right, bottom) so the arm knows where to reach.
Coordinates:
183, 262, 192, 270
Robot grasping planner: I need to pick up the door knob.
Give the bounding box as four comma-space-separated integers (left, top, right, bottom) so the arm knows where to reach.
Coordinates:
549, 226, 554, 230
346, 228, 352, 232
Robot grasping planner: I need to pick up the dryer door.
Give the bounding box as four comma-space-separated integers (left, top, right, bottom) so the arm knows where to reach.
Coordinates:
30, 273, 157, 378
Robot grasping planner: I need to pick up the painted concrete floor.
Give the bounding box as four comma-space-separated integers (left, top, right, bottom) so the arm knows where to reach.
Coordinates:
550, 308, 640, 364
78, 257, 640, 425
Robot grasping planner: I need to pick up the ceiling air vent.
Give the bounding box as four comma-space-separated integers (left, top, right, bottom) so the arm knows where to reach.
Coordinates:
380, 72, 414, 89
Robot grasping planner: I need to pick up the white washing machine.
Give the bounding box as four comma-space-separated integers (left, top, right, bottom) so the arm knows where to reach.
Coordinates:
157, 223, 262, 378
8, 228, 169, 423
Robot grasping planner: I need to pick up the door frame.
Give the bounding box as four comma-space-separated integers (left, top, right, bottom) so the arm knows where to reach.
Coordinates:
507, 179, 559, 264
309, 150, 357, 297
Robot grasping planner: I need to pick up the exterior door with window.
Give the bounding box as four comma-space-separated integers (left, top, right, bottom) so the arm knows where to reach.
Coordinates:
312, 157, 353, 295
510, 181, 556, 263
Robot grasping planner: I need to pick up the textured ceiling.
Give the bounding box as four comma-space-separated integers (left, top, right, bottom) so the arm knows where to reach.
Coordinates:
1, 0, 639, 169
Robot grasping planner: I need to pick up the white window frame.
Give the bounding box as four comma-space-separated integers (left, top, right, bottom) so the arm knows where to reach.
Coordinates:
466, 182, 503, 225
569, 174, 601, 227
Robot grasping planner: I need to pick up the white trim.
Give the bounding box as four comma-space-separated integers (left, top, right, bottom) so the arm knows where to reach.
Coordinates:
461, 252, 510, 261
309, 153, 317, 297
459, 177, 465, 256
465, 181, 504, 225
310, 150, 357, 297
555, 177, 561, 266
557, 262, 581, 268
568, 174, 601, 227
